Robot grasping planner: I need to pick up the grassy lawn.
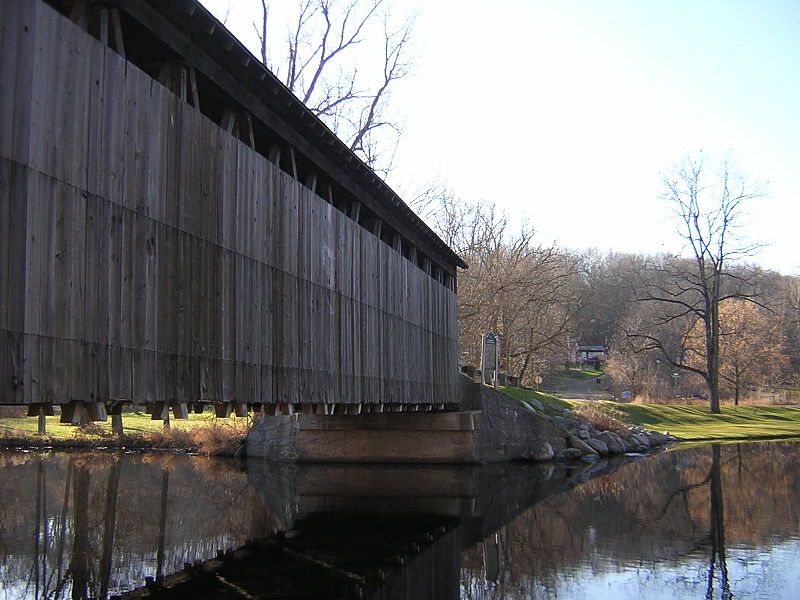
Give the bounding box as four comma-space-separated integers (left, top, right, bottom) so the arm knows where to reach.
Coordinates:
499, 387, 800, 442
499, 386, 573, 415
0, 412, 241, 441
545, 367, 604, 380
602, 402, 800, 442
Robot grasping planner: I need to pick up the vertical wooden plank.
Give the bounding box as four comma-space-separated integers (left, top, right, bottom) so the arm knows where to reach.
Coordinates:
163, 90, 181, 229
0, 159, 11, 333
23, 170, 43, 338
0, 0, 24, 160
37, 2, 64, 183
108, 201, 126, 398
36, 173, 53, 344
58, 14, 91, 191
102, 48, 126, 206
20, 1, 51, 173
259, 262, 272, 404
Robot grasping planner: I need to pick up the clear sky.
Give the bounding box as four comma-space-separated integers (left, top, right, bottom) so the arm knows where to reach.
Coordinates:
201, 0, 800, 275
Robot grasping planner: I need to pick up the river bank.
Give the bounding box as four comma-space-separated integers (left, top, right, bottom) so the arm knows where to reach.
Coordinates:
4, 388, 800, 457
502, 386, 800, 443
0, 412, 248, 456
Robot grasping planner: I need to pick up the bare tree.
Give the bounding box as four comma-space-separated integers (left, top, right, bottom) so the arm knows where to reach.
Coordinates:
252, 0, 414, 176
625, 155, 766, 413
431, 196, 583, 384
685, 299, 789, 405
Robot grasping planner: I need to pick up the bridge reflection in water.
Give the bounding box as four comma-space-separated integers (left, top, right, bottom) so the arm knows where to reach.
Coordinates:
0, 451, 638, 599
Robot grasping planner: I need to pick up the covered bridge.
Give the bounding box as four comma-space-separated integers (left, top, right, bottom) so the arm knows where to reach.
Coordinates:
0, 0, 465, 422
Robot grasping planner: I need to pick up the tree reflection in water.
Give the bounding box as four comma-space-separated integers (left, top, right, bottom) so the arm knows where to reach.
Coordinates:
1, 444, 800, 599
461, 443, 800, 600
0, 452, 276, 600
707, 444, 731, 600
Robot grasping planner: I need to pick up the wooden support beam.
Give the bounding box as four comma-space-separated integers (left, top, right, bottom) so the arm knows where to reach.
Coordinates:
289, 146, 298, 179
192, 402, 205, 414
28, 403, 55, 417
392, 234, 402, 253
99, 6, 110, 44
215, 403, 233, 418
156, 62, 172, 86
88, 402, 108, 422
69, 0, 90, 28
189, 66, 200, 110
28, 404, 52, 435
423, 258, 432, 277
242, 111, 256, 148
349, 200, 361, 222
220, 108, 237, 134
268, 144, 282, 166
149, 401, 168, 420
234, 402, 248, 417
176, 1, 197, 16
305, 173, 318, 194
408, 246, 418, 263
111, 7, 126, 57
371, 219, 382, 238
60, 401, 86, 425
172, 402, 189, 419
179, 64, 188, 102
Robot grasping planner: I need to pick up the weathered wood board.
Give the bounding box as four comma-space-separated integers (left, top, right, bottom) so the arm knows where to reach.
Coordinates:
0, 0, 459, 410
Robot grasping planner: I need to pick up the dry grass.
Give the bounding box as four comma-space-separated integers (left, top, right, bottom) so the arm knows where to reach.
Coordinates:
146, 418, 251, 456
570, 403, 627, 432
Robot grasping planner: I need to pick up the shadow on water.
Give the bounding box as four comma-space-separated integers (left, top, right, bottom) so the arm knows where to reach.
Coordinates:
0, 443, 798, 599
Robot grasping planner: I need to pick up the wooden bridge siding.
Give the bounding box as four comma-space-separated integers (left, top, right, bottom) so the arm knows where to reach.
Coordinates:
0, 0, 458, 408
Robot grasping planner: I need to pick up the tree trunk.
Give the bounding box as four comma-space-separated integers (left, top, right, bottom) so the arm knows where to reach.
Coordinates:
707, 308, 722, 414
734, 384, 739, 406
71, 466, 91, 600
706, 445, 731, 599
99, 461, 122, 600
709, 388, 721, 413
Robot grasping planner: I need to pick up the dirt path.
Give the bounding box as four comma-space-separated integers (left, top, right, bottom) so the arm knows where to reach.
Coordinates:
541, 373, 615, 401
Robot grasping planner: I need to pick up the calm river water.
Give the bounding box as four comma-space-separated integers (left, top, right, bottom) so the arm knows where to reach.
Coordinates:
0, 442, 798, 599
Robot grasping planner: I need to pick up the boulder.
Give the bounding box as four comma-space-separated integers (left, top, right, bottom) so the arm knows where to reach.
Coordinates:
556, 448, 583, 460
585, 438, 609, 455
553, 416, 576, 431
529, 399, 545, 412
647, 431, 671, 446
577, 427, 591, 440
531, 440, 555, 461
568, 435, 599, 456
596, 432, 626, 454
631, 433, 651, 449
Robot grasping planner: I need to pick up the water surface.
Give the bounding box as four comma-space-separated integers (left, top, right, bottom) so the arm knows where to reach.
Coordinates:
0, 443, 797, 598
